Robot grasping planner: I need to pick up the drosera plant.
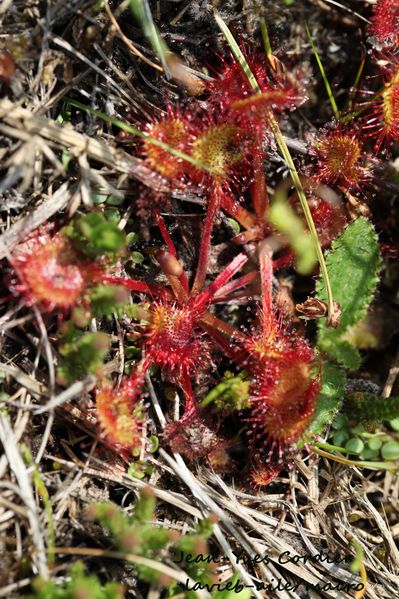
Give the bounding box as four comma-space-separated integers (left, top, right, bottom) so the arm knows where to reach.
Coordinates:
5, 212, 127, 315
92, 208, 250, 459
236, 242, 320, 467
311, 123, 373, 192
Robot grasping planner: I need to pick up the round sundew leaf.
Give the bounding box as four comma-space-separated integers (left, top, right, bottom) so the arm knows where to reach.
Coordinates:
128, 462, 145, 479
227, 217, 240, 233
105, 193, 125, 206
345, 438, 364, 455
126, 232, 137, 246
148, 435, 159, 454
381, 441, 399, 461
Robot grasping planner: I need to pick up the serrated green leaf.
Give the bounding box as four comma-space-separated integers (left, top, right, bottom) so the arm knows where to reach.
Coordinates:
311, 363, 346, 434
317, 218, 381, 369
320, 339, 361, 371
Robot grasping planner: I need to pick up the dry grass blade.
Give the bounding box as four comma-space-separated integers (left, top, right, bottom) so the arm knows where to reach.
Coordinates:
0, 412, 48, 578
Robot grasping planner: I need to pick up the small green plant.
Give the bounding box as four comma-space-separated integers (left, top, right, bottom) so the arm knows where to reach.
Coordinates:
57, 323, 111, 384
65, 213, 126, 259
87, 487, 218, 592
201, 371, 251, 413
328, 398, 399, 463
31, 561, 124, 599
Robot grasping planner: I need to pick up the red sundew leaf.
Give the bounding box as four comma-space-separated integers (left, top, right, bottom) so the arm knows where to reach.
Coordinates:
369, 0, 399, 49
8, 231, 103, 312
96, 379, 144, 452
311, 123, 372, 191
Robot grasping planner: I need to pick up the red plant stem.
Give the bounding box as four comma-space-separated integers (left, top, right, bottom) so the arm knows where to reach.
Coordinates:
258, 240, 274, 322
155, 210, 189, 292
101, 276, 168, 298
251, 131, 269, 219
194, 252, 248, 311
180, 372, 199, 419
164, 273, 188, 304
191, 185, 221, 296
126, 356, 152, 397
221, 194, 258, 230
213, 270, 257, 299
232, 225, 266, 244
200, 314, 246, 363
201, 311, 246, 343
212, 289, 259, 304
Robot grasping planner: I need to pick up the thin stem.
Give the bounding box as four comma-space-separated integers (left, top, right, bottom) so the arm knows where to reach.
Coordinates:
194, 253, 248, 311
191, 186, 221, 296
258, 240, 273, 319
311, 445, 397, 472
201, 311, 246, 343
214, 270, 257, 299
180, 372, 198, 419
155, 211, 189, 292
158, 269, 188, 304
252, 130, 269, 218
200, 313, 247, 364
221, 193, 258, 229
305, 23, 339, 121
101, 275, 167, 298
267, 114, 334, 323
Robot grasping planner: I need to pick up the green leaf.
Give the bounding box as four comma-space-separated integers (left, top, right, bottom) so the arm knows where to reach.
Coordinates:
347, 393, 399, 423
311, 363, 346, 434
269, 192, 317, 275
66, 212, 126, 259
381, 441, 399, 461
345, 437, 364, 455
57, 324, 110, 384
319, 339, 361, 371
317, 218, 381, 369
86, 285, 129, 318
